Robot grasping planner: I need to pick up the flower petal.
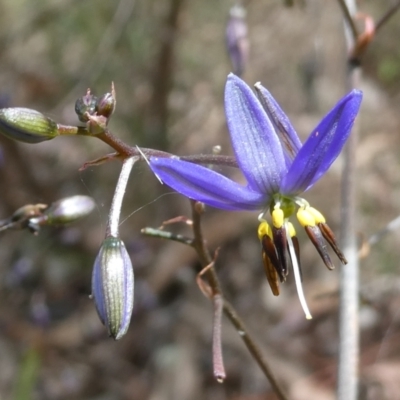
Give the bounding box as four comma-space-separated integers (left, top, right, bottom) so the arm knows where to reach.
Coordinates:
225, 74, 286, 194
150, 157, 266, 211
281, 89, 362, 195
254, 82, 302, 161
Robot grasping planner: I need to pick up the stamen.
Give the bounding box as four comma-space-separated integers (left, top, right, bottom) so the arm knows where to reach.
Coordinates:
261, 234, 285, 282
285, 221, 312, 320
272, 225, 289, 277
294, 197, 310, 208
262, 252, 280, 296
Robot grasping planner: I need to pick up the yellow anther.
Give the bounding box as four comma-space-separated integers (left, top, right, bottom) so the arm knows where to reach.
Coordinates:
308, 207, 326, 224
257, 221, 272, 240
272, 208, 284, 229
297, 207, 316, 227
287, 222, 296, 238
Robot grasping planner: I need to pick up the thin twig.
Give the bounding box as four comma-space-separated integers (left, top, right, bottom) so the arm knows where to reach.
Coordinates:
336, 0, 359, 41
96, 128, 238, 167
368, 214, 400, 246
141, 227, 194, 246
375, 0, 400, 33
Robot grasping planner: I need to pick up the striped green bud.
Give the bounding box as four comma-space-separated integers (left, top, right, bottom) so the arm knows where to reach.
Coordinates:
0, 108, 58, 143
92, 237, 134, 340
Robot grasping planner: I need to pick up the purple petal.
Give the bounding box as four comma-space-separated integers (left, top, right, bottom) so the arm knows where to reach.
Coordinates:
225, 74, 286, 195
254, 83, 302, 162
281, 89, 362, 195
150, 157, 266, 211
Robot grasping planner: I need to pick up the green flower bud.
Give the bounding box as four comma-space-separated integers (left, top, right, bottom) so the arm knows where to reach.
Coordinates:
0, 108, 59, 143
92, 237, 134, 340
96, 92, 116, 119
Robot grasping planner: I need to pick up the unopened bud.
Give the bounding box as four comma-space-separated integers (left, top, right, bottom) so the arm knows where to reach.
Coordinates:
75, 89, 98, 122
41, 195, 95, 226
226, 5, 249, 77
96, 92, 116, 119
91, 237, 134, 340
0, 108, 59, 143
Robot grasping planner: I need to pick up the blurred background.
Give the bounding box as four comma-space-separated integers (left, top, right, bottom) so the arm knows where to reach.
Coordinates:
0, 0, 400, 399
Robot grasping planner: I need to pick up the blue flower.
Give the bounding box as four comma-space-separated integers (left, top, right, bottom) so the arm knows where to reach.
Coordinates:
150, 73, 362, 318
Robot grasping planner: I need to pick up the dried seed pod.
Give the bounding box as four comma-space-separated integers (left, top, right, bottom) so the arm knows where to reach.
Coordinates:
0, 108, 58, 143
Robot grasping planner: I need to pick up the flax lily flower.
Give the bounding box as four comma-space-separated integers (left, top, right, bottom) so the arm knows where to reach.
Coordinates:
150, 74, 362, 319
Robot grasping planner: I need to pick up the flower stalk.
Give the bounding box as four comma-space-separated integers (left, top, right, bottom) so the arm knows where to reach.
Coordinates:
92, 156, 137, 340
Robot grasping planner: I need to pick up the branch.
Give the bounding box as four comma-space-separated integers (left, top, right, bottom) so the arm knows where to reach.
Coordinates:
336, 0, 359, 41
375, 0, 400, 33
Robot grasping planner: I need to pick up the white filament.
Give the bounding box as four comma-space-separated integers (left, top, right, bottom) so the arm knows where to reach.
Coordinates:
285, 221, 312, 320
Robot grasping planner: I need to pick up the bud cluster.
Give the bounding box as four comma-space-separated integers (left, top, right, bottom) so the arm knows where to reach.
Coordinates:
74, 84, 116, 135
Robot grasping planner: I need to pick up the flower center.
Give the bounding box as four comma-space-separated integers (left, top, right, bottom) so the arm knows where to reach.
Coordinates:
257, 195, 347, 319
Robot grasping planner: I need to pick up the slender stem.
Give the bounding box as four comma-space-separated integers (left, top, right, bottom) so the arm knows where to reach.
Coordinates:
336, 0, 358, 41
375, 0, 400, 33
338, 1, 360, 399
141, 227, 194, 246
57, 124, 90, 136
107, 157, 138, 237
223, 301, 289, 400
189, 201, 289, 400
368, 214, 400, 246
96, 129, 238, 168
55, 123, 239, 168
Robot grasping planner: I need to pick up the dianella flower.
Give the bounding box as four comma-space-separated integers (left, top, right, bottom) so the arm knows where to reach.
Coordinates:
150, 73, 362, 319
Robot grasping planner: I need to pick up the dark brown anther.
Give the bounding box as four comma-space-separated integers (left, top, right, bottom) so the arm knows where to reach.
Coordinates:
261, 234, 284, 282
304, 225, 335, 270
262, 252, 280, 296
272, 226, 289, 277
318, 223, 348, 264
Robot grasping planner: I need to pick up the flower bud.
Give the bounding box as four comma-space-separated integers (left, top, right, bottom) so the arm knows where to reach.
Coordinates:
226, 5, 249, 77
96, 92, 116, 119
75, 90, 98, 122
41, 195, 95, 226
92, 237, 134, 340
0, 108, 59, 143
